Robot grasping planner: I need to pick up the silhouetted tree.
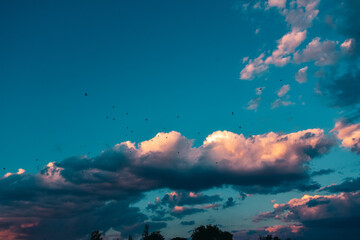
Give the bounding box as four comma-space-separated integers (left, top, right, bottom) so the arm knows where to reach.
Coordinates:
129, 234, 133, 240
143, 224, 149, 239
145, 231, 165, 240
171, 238, 187, 240
90, 230, 103, 240
191, 225, 233, 240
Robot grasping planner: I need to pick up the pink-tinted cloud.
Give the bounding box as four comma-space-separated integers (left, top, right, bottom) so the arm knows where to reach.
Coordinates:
295, 66, 308, 83
294, 37, 339, 66
268, 0, 287, 9
271, 98, 295, 109
265, 30, 307, 66
0, 128, 336, 239
341, 38, 356, 54
331, 121, 360, 154
277, 84, 290, 97
246, 96, 262, 111
240, 53, 268, 80
254, 191, 360, 227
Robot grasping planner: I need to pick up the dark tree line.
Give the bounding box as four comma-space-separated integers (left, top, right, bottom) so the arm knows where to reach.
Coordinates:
90, 225, 292, 240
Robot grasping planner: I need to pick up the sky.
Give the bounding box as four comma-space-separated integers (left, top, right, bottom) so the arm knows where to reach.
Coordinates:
0, 0, 360, 239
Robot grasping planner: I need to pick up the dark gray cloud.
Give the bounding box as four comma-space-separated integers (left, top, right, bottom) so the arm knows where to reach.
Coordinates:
310, 169, 335, 177
146, 191, 223, 220
319, 71, 360, 117
317, 0, 360, 120
180, 220, 195, 226
321, 177, 360, 193
223, 197, 236, 209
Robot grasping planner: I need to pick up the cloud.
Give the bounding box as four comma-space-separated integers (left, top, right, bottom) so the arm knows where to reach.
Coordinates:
284, 0, 320, 30
171, 206, 205, 218
271, 98, 295, 109
3, 168, 26, 178
332, 0, 360, 57
331, 121, 360, 154
265, 29, 307, 66
233, 224, 304, 240
0, 128, 335, 239
159, 191, 222, 207
277, 84, 290, 97
146, 191, 223, 220
223, 197, 236, 209
295, 66, 308, 83
254, 191, 360, 239
340, 38, 356, 55
310, 169, 335, 177
240, 0, 322, 80
268, 0, 287, 9
246, 96, 262, 111
240, 53, 268, 80
318, 71, 360, 120
321, 177, 360, 193
180, 221, 195, 226
293, 37, 339, 66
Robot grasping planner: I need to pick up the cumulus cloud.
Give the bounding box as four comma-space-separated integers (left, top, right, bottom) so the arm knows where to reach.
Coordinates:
294, 37, 339, 66
295, 66, 308, 83
331, 121, 360, 154
0, 128, 335, 239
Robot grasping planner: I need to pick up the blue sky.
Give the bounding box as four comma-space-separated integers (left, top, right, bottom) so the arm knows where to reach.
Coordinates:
0, 0, 360, 239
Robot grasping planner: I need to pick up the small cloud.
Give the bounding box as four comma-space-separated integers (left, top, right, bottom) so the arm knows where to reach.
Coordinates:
247, 97, 262, 111
295, 66, 308, 84
277, 84, 290, 97
223, 197, 236, 209
271, 99, 295, 109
